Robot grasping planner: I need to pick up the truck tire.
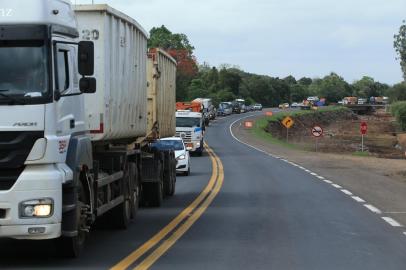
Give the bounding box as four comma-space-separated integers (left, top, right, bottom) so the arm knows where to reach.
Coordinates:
110, 164, 131, 229
164, 154, 176, 196
149, 161, 164, 207
56, 181, 88, 258
129, 162, 140, 219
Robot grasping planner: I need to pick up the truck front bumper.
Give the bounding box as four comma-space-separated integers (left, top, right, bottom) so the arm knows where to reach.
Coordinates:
0, 164, 69, 240
185, 141, 202, 152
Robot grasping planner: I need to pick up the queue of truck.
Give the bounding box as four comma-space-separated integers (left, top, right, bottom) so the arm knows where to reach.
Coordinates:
0, 0, 265, 258
0, 1, 204, 258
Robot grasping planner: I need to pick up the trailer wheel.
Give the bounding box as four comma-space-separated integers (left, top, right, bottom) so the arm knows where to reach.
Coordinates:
166, 155, 176, 196
165, 154, 176, 196
129, 162, 139, 219
149, 161, 164, 207
56, 181, 88, 258
111, 164, 131, 229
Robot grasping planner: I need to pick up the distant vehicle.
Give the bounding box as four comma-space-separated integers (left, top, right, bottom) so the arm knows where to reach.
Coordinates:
241, 104, 247, 113
290, 102, 300, 108
343, 97, 358, 105
160, 137, 191, 176
307, 96, 320, 102
279, 103, 290, 109
235, 99, 246, 113
193, 98, 215, 123
176, 101, 202, 112
358, 98, 367, 105
253, 103, 263, 110
218, 102, 232, 116
176, 111, 205, 156
232, 102, 242, 114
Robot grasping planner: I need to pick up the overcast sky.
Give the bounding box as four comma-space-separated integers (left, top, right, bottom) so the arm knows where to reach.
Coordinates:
75, 0, 406, 84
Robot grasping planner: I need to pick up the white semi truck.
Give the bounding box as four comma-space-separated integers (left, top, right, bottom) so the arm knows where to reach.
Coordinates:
175, 111, 205, 156
0, 1, 177, 257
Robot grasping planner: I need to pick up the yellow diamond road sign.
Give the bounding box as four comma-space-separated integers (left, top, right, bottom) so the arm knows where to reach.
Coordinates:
281, 116, 294, 129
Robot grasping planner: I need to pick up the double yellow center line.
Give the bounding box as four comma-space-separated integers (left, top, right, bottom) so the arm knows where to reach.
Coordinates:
111, 144, 224, 270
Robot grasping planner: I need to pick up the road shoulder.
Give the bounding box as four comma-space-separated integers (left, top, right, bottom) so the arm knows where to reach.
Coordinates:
232, 114, 406, 225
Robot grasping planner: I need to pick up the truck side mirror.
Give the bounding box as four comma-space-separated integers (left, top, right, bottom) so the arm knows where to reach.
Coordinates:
78, 41, 94, 76
80, 77, 96, 93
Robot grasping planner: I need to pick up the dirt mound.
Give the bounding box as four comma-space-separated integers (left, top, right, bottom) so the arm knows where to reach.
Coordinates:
265, 109, 405, 159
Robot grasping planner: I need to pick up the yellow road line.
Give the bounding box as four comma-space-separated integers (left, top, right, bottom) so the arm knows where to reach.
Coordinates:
111, 144, 220, 270
133, 146, 224, 270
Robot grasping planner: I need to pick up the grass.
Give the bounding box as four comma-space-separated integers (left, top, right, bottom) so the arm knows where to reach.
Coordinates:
352, 151, 370, 157
251, 114, 301, 150
251, 106, 348, 150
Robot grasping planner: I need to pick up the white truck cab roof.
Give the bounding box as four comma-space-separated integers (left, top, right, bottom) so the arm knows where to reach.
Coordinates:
0, 0, 77, 33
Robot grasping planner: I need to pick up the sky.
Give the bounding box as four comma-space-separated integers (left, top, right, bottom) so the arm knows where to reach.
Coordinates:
74, 0, 406, 84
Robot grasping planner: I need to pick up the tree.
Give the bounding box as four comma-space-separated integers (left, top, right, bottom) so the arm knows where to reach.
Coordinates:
148, 25, 198, 101
313, 73, 352, 103
394, 20, 406, 80
148, 25, 194, 54
387, 82, 406, 102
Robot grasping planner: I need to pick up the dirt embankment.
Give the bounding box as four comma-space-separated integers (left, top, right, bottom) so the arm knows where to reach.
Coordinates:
266, 108, 405, 159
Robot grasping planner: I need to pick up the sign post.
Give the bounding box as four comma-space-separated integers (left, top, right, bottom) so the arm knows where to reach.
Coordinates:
281, 116, 294, 142
311, 125, 323, 152
360, 122, 368, 152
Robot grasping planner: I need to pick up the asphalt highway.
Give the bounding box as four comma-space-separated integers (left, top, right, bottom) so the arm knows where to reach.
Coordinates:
2, 112, 406, 269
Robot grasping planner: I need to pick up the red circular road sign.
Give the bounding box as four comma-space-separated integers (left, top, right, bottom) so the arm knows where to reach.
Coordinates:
360, 122, 368, 135
311, 125, 323, 137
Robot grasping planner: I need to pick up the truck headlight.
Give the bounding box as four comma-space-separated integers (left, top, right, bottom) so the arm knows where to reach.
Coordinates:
20, 198, 53, 218
177, 154, 186, 160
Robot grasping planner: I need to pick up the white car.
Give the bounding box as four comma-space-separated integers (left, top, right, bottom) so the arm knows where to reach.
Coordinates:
160, 137, 191, 176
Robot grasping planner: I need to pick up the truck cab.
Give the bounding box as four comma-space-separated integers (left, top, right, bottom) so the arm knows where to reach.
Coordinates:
175, 110, 205, 156
0, 0, 97, 242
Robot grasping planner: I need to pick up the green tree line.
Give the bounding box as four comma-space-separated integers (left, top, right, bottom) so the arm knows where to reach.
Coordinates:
149, 25, 406, 107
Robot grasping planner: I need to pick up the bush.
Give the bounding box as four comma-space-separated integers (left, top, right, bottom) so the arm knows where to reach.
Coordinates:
391, 101, 406, 131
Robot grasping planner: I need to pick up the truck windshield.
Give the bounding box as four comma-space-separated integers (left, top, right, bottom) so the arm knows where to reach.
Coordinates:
176, 117, 201, 128
0, 40, 49, 101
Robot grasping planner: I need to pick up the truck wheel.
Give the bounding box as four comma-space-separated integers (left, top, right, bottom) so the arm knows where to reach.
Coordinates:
129, 162, 139, 219
56, 181, 88, 258
165, 155, 176, 196
166, 158, 176, 196
149, 181, 163, 207
149, 162, 164, 207
111, 165, 131, 229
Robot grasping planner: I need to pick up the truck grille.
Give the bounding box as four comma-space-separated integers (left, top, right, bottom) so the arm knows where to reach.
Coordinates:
176, 131, 192, 142
0, 131, 43, 190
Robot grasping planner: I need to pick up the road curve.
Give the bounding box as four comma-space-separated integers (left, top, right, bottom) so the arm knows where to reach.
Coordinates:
2, 112, 406, 270
151, 112, 406, 270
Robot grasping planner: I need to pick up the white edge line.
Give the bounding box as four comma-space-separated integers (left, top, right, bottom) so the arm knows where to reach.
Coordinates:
382, 217, 403, 227
351, 196, 366, 203
323, 180, 333, 184
332, 184, 342, 189
364, 204, 382, 214
341, 189, 353, 196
